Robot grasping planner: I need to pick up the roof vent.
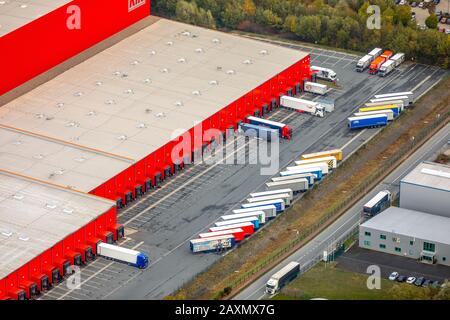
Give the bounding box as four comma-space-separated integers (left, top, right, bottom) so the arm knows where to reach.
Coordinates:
243, 59, 253, 65
56, 102, 65, 108
155, 112, 166, 118
13, 194, 24, 201
86, 111, 97, 116
209, 80, 219, 86
226, 70, 236, 75
1, 230, 13, 237
175, 101, 184, 107
113, 71, 122, 76
166, 41, 174, 46
18, 234, 30, 242
216, 66, 222, 71
195, 48, 204, 53
181, 31, 191, 36
124, 89, 134, 94
95, 81, 103, 86
178, 57, 187, 63
192, 90, 201, 96
150, 50, 157, 55
74, 156, 86, 163
105, 99, 116, 105
260, 49, 269, 55
212, 38, 220, 44
143, 78, 152, 84
33, 154, 45, 160
66, 121, 79, 127
54, 169, 65, 175
117, 135, 128, 141
45, 203, 57, 209
35, 113, 45, 119
20, 4, 28, 9
136, 123, 147, 129
161, 68, 170, 73
74, 91, 84, 97
131, 60, 140, 65
63, 208, 74, 214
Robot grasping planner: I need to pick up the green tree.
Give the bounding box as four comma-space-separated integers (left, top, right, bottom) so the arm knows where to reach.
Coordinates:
425, 14, 439, 29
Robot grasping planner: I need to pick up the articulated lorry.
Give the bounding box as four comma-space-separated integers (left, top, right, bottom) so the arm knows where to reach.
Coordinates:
222, 211, 267, 224
354, 109, 395, 121
246, 194, 291, 206
239, 123, 278, 141
97, 243, 149, 269
266, 261, 300, 294
247, 116, 292, 139
280, 167, 323, 180
190, 235, 235, 253
348, 114, 388, 130
301, 149, 343, 161
359, 104, 403, 117
232, 205, 277, 219
265, 178, 309, 193
363, 190, 391, 217
390, 53, 405, 67
241, 199, 285, 213
199, 229, 246, 242
287, 162, 329, 175
356, 54, 373, 72
215, 216, 260, 230
369, 56, 386, 75
280, 96, 325, 118
210, 223, 255, 237
250, 189, 294, 201
271, 173, 315, 185
378, 60, 395, 77
295, 156, 337, 169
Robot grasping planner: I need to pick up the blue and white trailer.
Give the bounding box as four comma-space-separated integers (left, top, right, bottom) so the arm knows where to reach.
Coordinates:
97, 242, 149, 269
239, 122, 279, 141
348, 114, 388, 130
354, 110, 395, 121
190, 235, 235, 253
280, 167, 323, 181
241, 199, 285, 213
215, 216, 260, 230
271, 173, 315, 186
250, 188, 294, 201
222, 210, 267, 224
232, 205, 277, 219
247, 116, 292, 139
246, 194, 291, 206
363, 190, 392, 217
287, 162, 329, 175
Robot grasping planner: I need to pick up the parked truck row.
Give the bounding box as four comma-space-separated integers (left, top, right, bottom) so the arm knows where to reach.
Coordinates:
356, 47, 405, 76
348, 91, 414, 130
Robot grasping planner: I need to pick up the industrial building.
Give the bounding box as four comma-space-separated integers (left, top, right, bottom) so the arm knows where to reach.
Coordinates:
0, 2, 311, 299
359, 207, 450, 266
399, 161, 450, 218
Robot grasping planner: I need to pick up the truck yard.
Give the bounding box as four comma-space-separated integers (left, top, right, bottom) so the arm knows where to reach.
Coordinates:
37, 44, 447, 300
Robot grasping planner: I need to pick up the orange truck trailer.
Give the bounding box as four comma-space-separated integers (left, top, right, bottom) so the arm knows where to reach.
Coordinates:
380, 50, 393, 60
369, 56, 386, 75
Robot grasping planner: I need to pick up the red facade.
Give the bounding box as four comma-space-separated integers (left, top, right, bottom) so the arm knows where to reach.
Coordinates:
0, 0, 150, 96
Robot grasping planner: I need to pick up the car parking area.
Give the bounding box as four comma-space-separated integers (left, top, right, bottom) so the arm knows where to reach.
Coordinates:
337, 246, 450, 283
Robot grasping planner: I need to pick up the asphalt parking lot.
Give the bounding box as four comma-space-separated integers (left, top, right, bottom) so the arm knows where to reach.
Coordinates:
38, 39, 448, 300
337, 246, 450, 282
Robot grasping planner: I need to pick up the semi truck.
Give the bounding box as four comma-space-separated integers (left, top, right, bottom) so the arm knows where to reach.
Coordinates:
390, 53, 405, 67
363, 190, 391, 217
97, 242, 149, 269
190, 234, 235, 253
247, 116, 292, 139
369, 56, 386, 75
368, 48, 383, 58
222, 210, 266, 224
354, 110, 395, 121
287, 162, 329, 175
271, 173, 315, 186
364, 100, 404, 110
265, 261, 300, 294
374, 91, 413, 100
250, 189, 294, 201
198, 228, 246, 242
241, 199, 285, 213
265, 178, 309, 193
356, 54, 373, 72
280, 167, 323, 181
210, 222, 255, 237
246, 193, 291, 206
239, 123, 278, 141
295, 156, 337, 169
378, 60, 395, 77
311, 66, 337, 81
380, 50, 393, 60
232, 205, 277, 219
301, 149, 343, 161
304, 81, 328, 95
215, 216, 260, 230
359, 104, 403, 117
348, 114, 388, 130
370, 96, 411, 107
280, 96, 325, 118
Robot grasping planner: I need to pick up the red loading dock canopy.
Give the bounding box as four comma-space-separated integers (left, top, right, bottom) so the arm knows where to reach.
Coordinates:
0, 170, 115, 298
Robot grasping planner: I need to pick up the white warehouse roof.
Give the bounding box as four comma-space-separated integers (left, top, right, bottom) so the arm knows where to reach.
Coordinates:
0, 0, 71, 36
401, 161, 450, 192
0, 18, 308, 162
0, 170, 115, 278
361, 207, 450, 245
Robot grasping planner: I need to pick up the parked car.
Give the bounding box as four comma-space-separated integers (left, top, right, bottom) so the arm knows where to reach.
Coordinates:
414, 277, 426, 286
396, 275, 408, 282
411, 1, 418, 6
446, 29, 450, 35
389, 272, 399, 281
395, 0, 401, 3
418, 2, 424, 8
441, 17, 447, 23
434, 0, 440, 4
406, 276, 416, 284
399, 0, 407, 5
431, 280, 441, 288
422, 279, 433, 287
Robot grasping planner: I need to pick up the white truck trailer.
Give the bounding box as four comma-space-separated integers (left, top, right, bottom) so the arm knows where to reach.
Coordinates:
378, 60, 395, 77
266, 262, 301, 294
265, 178, 309, 193
294, 156, 337, 169
304, 81, 328, 95
250, 188, 294, 201
280, 96, 325, 118
390, 53, 405, 67
354, 109, 395, 121
97, 243, 149, 269
286, 162, 329, 175
246, 193, 291, 206
356, 54, 373, 72
232, 205, 277, 219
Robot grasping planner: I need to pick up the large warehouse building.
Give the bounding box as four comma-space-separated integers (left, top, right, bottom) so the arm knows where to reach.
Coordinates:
359, 207, 450, 266
0, 3, 311, 299
399, 161, 450, 218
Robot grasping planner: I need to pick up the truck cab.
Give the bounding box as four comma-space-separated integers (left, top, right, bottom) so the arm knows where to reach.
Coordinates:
265, 278, 279, 295
315, 105, 325, 118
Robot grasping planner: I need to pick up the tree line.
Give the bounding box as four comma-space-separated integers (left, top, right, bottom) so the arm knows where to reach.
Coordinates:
152, 0, 450, 68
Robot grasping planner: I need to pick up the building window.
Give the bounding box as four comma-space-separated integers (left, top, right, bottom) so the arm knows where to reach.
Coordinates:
395, 247, 401, 253
423, 242, 435, 252
392, 237, 400, 243
443, 257, 447, 262
380, 234, 386, 240
379, 244, 386, 249
365, 231, 371, 237
364, 240, 371, 247
409, 240, 414, 246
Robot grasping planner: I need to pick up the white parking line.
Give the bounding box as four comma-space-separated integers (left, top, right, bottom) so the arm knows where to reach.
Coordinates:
341, 129, 367, 150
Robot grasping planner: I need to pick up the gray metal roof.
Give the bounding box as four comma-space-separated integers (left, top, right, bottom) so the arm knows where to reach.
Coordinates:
361, 207, 450, 245
401, 161, 450, 192
0, 0, 71, 36
0, 18, 307, 162
0, 170, 115, 278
